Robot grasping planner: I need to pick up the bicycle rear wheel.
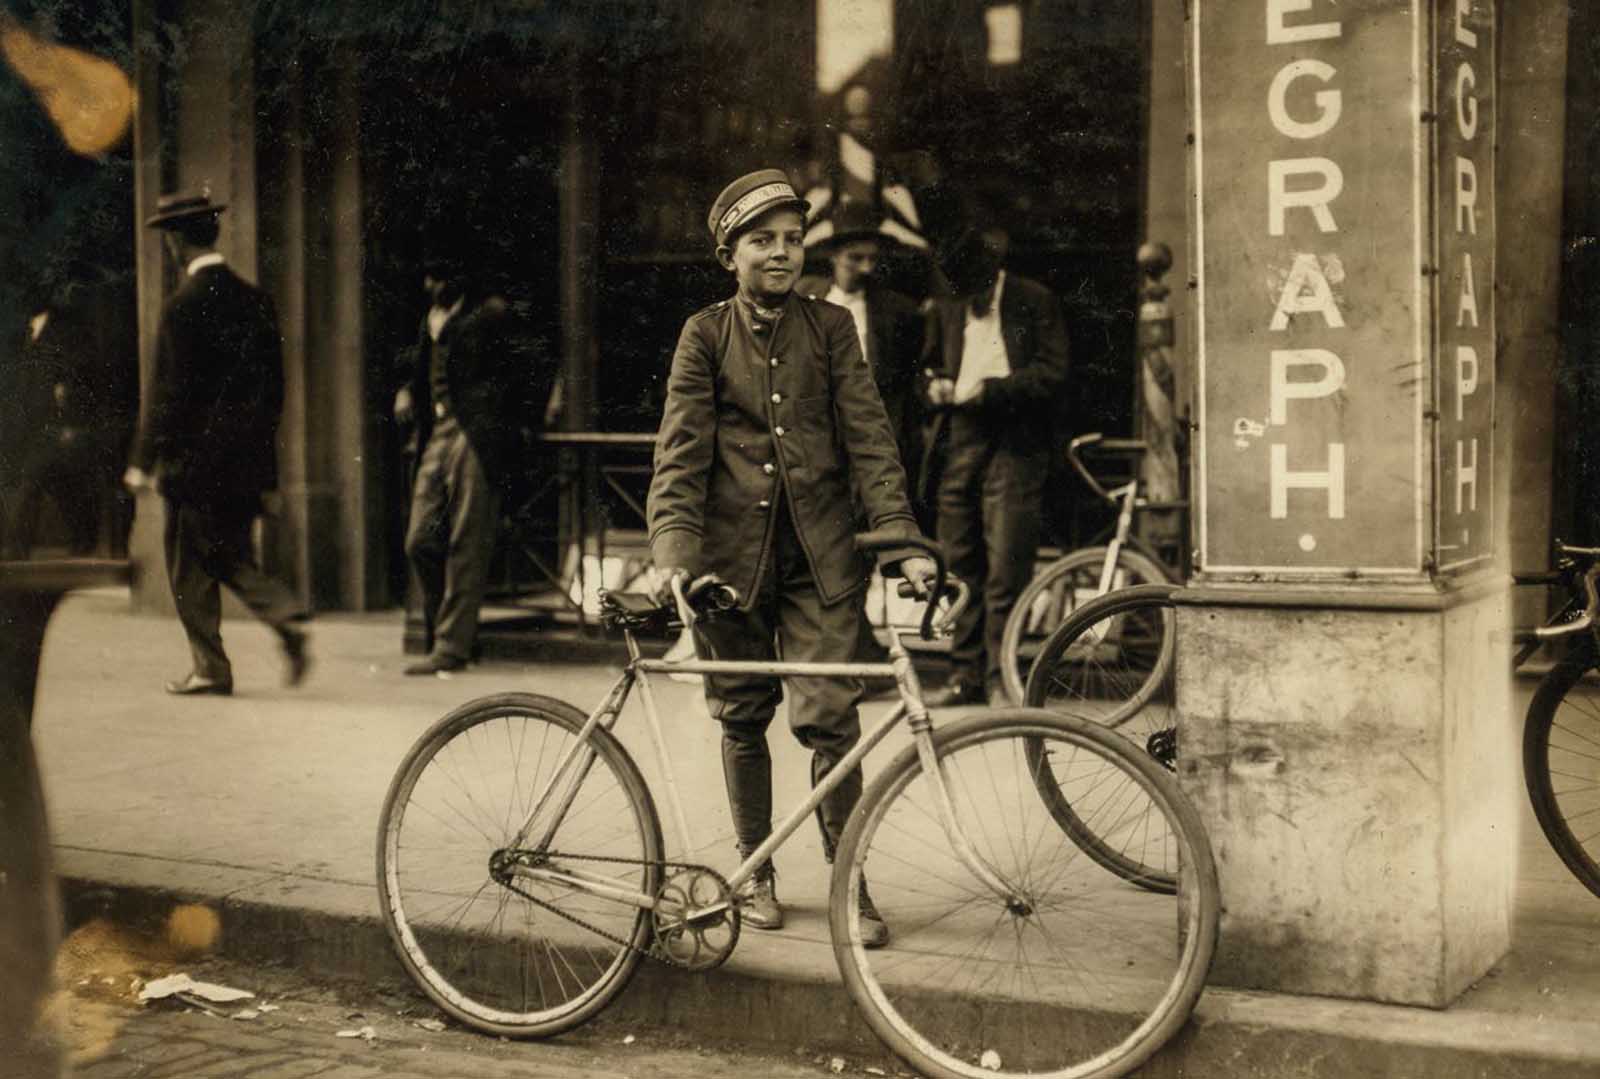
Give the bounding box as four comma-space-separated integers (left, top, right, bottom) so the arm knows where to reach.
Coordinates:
999, 546, 1172, 706
377, 692, 663, 1037
1523, 647, 1600, 898
830, 709, 1218, 1079
1024, 585, 1179, 892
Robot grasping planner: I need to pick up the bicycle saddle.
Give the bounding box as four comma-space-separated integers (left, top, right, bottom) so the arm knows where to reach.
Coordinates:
598, 575, 739, 633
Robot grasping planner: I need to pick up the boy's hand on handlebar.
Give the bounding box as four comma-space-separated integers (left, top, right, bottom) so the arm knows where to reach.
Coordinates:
648, 566, 691, 607
901, 556, 939, 598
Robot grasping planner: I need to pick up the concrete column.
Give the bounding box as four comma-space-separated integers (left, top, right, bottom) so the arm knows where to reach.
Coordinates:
1178, 0, 1521, 1007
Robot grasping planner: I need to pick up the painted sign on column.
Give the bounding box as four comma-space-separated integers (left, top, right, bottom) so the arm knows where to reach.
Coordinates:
1194, 0, 1427, 576
1435, 0, 1494, 571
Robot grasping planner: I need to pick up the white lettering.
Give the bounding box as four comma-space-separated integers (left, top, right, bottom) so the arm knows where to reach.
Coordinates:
1457, 252, 1480, 328
1455, 157, 1477, 234
1271, 255, 1345, 330
1455, 0, 1477, 49
1271, 442, 1347, 519
1456, 346, 1479, 421
1267, 0, 1342, 45
1269, 60, 1343, 140
1269, 348, 1346, 424
1456, 62, 1478, 140
1455, 439, 1478, 512
1270, 158, 1344, 236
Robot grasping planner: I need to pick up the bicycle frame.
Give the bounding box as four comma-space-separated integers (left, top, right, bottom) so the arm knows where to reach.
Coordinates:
502, 607, 1020, 924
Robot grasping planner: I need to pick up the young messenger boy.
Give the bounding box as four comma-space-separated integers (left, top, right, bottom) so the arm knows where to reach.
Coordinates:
646, 170, 937, 946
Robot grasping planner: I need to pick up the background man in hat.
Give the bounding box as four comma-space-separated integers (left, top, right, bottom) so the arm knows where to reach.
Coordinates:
920, 224, 1069, 706
124, 192, 308, 695
393, 226, 553, 675
647, 169, 936, 943
797, 198, 927, 519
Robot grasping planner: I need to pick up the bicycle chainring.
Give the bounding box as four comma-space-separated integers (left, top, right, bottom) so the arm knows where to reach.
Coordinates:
652, 867, 741, 971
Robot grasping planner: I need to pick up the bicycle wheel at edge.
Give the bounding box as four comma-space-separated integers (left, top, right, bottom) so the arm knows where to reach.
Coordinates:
999, 545, 1173, 707
1523, 648, 1600, 898
376, 692, 664, 1036
829, 709, 1219, 1079
1025, 585, 1180, 893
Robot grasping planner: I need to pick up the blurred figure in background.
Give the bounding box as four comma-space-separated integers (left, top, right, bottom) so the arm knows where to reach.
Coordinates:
920, 225, 1069, 706
5, 264, 137, 559
394, 224, 555, 676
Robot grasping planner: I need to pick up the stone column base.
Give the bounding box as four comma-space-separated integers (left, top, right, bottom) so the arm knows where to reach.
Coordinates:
1174, 577, 1514, 1007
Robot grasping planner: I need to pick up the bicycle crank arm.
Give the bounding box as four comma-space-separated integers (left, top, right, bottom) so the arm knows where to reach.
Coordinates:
509, 863, 656, 912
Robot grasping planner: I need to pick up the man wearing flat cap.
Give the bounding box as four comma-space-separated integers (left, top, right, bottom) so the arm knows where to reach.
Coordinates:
646, 169, 937, 944
125, 192, 308, 695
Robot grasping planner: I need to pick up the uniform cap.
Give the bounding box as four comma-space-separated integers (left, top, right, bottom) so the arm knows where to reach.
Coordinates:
707, 169, 809, 247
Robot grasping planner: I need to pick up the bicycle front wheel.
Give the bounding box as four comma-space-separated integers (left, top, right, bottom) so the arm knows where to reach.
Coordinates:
999, 545, 1172, 706
1524, 648, 1600, 898
1025, 585, 1180, 893
830, 709, 1218, 1079
377, 693, 663, 1037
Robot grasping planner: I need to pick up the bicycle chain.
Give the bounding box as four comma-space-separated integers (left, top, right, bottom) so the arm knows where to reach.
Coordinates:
497, 851, 736, 970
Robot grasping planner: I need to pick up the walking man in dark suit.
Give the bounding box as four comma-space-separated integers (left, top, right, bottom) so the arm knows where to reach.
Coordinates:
647, 169, 937, 943
921, 226, 1069, 706
124, 192, 308, 696
394, 235, 550, 675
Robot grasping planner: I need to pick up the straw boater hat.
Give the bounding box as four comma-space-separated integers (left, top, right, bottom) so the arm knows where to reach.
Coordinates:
144, 191, 227, 230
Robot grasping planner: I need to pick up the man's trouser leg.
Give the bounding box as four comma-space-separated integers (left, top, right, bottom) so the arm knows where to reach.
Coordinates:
937, 420, 996, 690
201, 503, 304, 635
419, 419, 492, 656
404, 428, 454, 652
979, 448, 1047, 695
164, 498, 230, 683
768, 502, 866, 861
694, 579, 780, 875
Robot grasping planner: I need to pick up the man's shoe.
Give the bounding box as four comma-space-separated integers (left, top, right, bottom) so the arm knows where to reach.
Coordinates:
858, 879, 889, 949
737, 874, 784, 930
282, 627, 310, 687
923, 680, 986, 708
404, 655, 467, 676
164, 673, 232, 697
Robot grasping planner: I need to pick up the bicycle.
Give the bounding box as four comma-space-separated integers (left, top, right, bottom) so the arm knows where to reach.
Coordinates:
1022, 543, 1600, 902
1519, 543, 1600, 898
1023, 584, 1181, 894
376, 534, 1220, 1079
997, 434, 1186, 706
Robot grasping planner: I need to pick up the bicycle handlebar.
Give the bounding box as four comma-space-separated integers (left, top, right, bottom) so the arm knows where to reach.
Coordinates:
1067, 433, 1148, 505
1536, 561, 1600, 641
895, 577, 973, 641
855, 531, 954, 641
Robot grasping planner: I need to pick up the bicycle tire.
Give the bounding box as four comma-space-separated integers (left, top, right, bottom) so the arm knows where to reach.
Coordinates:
1523, 647, 1600, 898
377, 692, 663, 1037
829, 709, 1218, 1079
1024, 585, 1180, 893
999, 545, 1173, 707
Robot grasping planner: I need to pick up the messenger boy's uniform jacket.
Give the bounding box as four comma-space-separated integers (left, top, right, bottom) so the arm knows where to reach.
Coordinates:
648, 292, 919, 606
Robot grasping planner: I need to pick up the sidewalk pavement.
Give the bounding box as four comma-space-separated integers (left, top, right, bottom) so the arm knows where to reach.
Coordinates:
29, 589, 1600, 1077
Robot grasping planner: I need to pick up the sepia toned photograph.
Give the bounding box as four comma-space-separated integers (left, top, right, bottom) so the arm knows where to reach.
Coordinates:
0, 1, 1594, 1076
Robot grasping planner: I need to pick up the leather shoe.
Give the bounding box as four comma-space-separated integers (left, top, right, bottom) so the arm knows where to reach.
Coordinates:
923, 680, 986, 708
164, 673, 232, 697
404, 655, 467, 676
282, 627, 310, 687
